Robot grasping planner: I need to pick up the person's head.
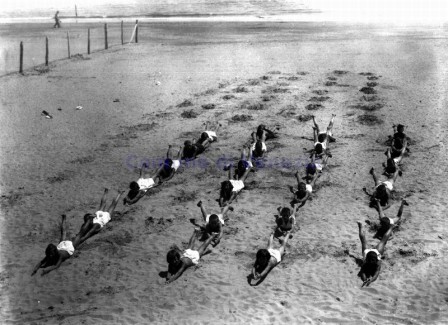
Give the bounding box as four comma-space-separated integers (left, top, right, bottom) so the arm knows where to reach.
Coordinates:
236, 160, 247, 179
208, 214, 221, 230
127, 181, 140, 200
183, 140, 195, 158
199, 132, 209, 143
254, 140, 264, 158
220, 180, 233, 201
315, 143, 323, 155
365, 251, 379, 265
295, 182, 307, 198
280, 207, 291, 220
306, 163, 317, 175
317, 133, 327, 143
385, 158, 397, 174
45, 243, 59, 265
380, 217, 391, 230
397, 124, 405, 133
166, 250, 181, 266
254, 249, 271, 272
163, 158, 173, 171
374, 184, 389, 205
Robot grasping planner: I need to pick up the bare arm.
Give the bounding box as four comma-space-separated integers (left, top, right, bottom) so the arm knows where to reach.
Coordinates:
255, 259, 276, 280
41, 256, 64, 276
159, 169, 176, 183
123, 191, 146, 205
362, 262, 382, 287
375, 199, 385, 219
31, 258, 46, 276
166, 263, 189, 284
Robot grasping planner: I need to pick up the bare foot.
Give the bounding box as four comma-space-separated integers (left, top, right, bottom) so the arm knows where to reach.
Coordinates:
104, 188, 109, 193
369, 167, 375, 175
197, 200, 202, 207
402, 199, 409, 206
357, 221, 363, 230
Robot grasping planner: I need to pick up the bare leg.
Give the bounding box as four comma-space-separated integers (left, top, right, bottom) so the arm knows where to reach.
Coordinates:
77, 216, 94, 237
312, 115, 320, 135
215, 123, 221, 133
295, 171, 301, 187
187, 229, 198, 249
376, 199, 386, 219
78, 224, 102, 245
267, 233, 274, 249
197, 233, 217, 256
228, 164, 234, 180
370, 168, 379, 186
278, 231, 291, 256
309, 173, 320, 187
99, 188, 108, 211
166, 145, 173, 160
260, 130, 267, 143
358, 222, 367, 254
240, 165, 251, 182
204, 121, 209, 130
392, 199, 408, 223
241, 148, 247, 161
376, 225, 394, 255
221, 205, 230, 217
176, 146, 183, 160
197, 201, 208, 222
327, 114, 336, 133
60, 214, 67, 242
106, 191, 125, 215
389, 169, 400, 185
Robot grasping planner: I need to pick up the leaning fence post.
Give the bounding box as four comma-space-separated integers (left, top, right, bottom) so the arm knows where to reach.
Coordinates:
45, 37, 49, 66
67, 31, 71, 58
121, 21, 124, 45
104, 23, 108, 49
87, 28, 90, 54
135, 20, 138, 43
19, 41, 23, 74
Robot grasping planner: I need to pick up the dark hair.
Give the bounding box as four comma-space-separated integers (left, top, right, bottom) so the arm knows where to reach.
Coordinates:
166, 250, 180, 264
45, 244, 59, 265
236, 160, 247, 179
365, 251, 378, 263
374, 184, 389, 206
315, 143, 323, 154
397, 124, 404, 131
83, 213, 94, 222
209, 214, 220, 225
254, 249, 271, 273
164, 158, 173, 170
130, 181, 140, 191
295, 183, 307, 199
220, 180, 233, 201
380, 217, 391, 228
317, 133, 327, 143
199, 132, 209, 143
306, 163, 317, 175
280, 207, 291, 218
256, 125, 266, 139
182, 142, 196, 159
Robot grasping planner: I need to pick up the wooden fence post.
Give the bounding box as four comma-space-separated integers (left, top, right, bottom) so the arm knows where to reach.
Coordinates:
45, 37, 49, 66
104, 23, 108, 49
87, 28, 90, 54
19, 41, 23, 74
67, 31, 71, 58
121, 21, 124, 45
135, 20, 138, 43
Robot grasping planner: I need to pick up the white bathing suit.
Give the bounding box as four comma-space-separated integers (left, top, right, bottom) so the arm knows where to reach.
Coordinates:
315, 141, 327, 150
251, 142, 267, 152
171, 160, 181, 171
388, 217, 394, 225
381, 181, 393, 191
182, 249, 200, 265
363, 249, 382, 261
137, 177, 155, 191
306, 184, 313, 193
93, 211, 111, 228
393, 157, 400, 164
229, 180, 245, 193
244, 160, 253, 170
268, 248, 282, 264
206, 214, 225, 225
57, 240, 75, 255
204, 131, 217, 142
315, 163, 323, 172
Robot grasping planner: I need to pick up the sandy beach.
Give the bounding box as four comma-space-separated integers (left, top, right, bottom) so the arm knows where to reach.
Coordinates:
1, 21, 448, 324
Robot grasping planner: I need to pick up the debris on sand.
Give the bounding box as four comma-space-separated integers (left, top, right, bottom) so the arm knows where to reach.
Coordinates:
308, 96, 330, 102
357, 114, 383, 125
333, 70, 348, 75
297, 114, 314, 122
367, 82, 378, 87
325, 81, 337, 86
361, 95, 379, 102
359, 87, 376, 94
312, 89, 328, 95
222, 94, 236, 100
352, 103, 384, 111
230, 114, 253, 123
306, 103, 324, 110
234, 86, 248, 93
327, 76, 337, 81
367, 76, 380, 80
41, 110, 53, 119
201, 103, 216, 110
241, 101, 266, 110
177, 99, 193, 107
181, 110, 198, 118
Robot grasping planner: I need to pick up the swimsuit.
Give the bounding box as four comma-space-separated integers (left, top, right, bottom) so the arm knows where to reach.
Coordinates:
381, 181, 393, 191
137, 177, 155, 191
306, 184, 313, 194
251, 142, 267, 152
229, 180, 245, 193
93, 211, 111, 228
363, 249, 382, 261
314, 141, 327, 150
57, 240, 75, 255
268, 248, 282, 264
204, 131, 217, 142
242, 160, 253, 170
206, 214, 225, 225
182, 249, 200, 265
171, 160, 181, 171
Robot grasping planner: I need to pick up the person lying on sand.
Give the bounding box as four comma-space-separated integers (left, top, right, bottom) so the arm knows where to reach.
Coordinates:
234, 146, 254, 179
256, 124, 277, 141
181, 122, 220, 160
306, 153, 329, 179
374, 198, 408, 239
274, 204, 299, 237
312, 114, 336, 158
251, 130, 267, 159
165, 229, 217, 284
219, 162, 252, 207
32, 214, 79, 276
251, 231, 291, 281
363, 167, 399, 210
76, 188, 124, 244
190, 200, 232, 247
357, 221, 395, 287
289, 171, 320, 208
124, 146, 181, 205
390, 124, 410, 153
383, 142, 406, 178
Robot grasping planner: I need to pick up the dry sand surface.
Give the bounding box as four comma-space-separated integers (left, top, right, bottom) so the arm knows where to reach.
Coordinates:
1, 21, 448, 324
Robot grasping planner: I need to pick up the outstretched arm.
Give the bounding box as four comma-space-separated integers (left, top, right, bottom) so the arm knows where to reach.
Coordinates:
197, 201, 207, 222
362, 262, 382, 287
375, 199, 385, 219
40, 256, 64, 276
166, 263, 189, 284
59, 214, 67, 242
31, 258, 46, 276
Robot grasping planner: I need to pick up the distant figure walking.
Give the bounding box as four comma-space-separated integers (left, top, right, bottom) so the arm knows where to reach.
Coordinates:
53, 11, 61, 28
